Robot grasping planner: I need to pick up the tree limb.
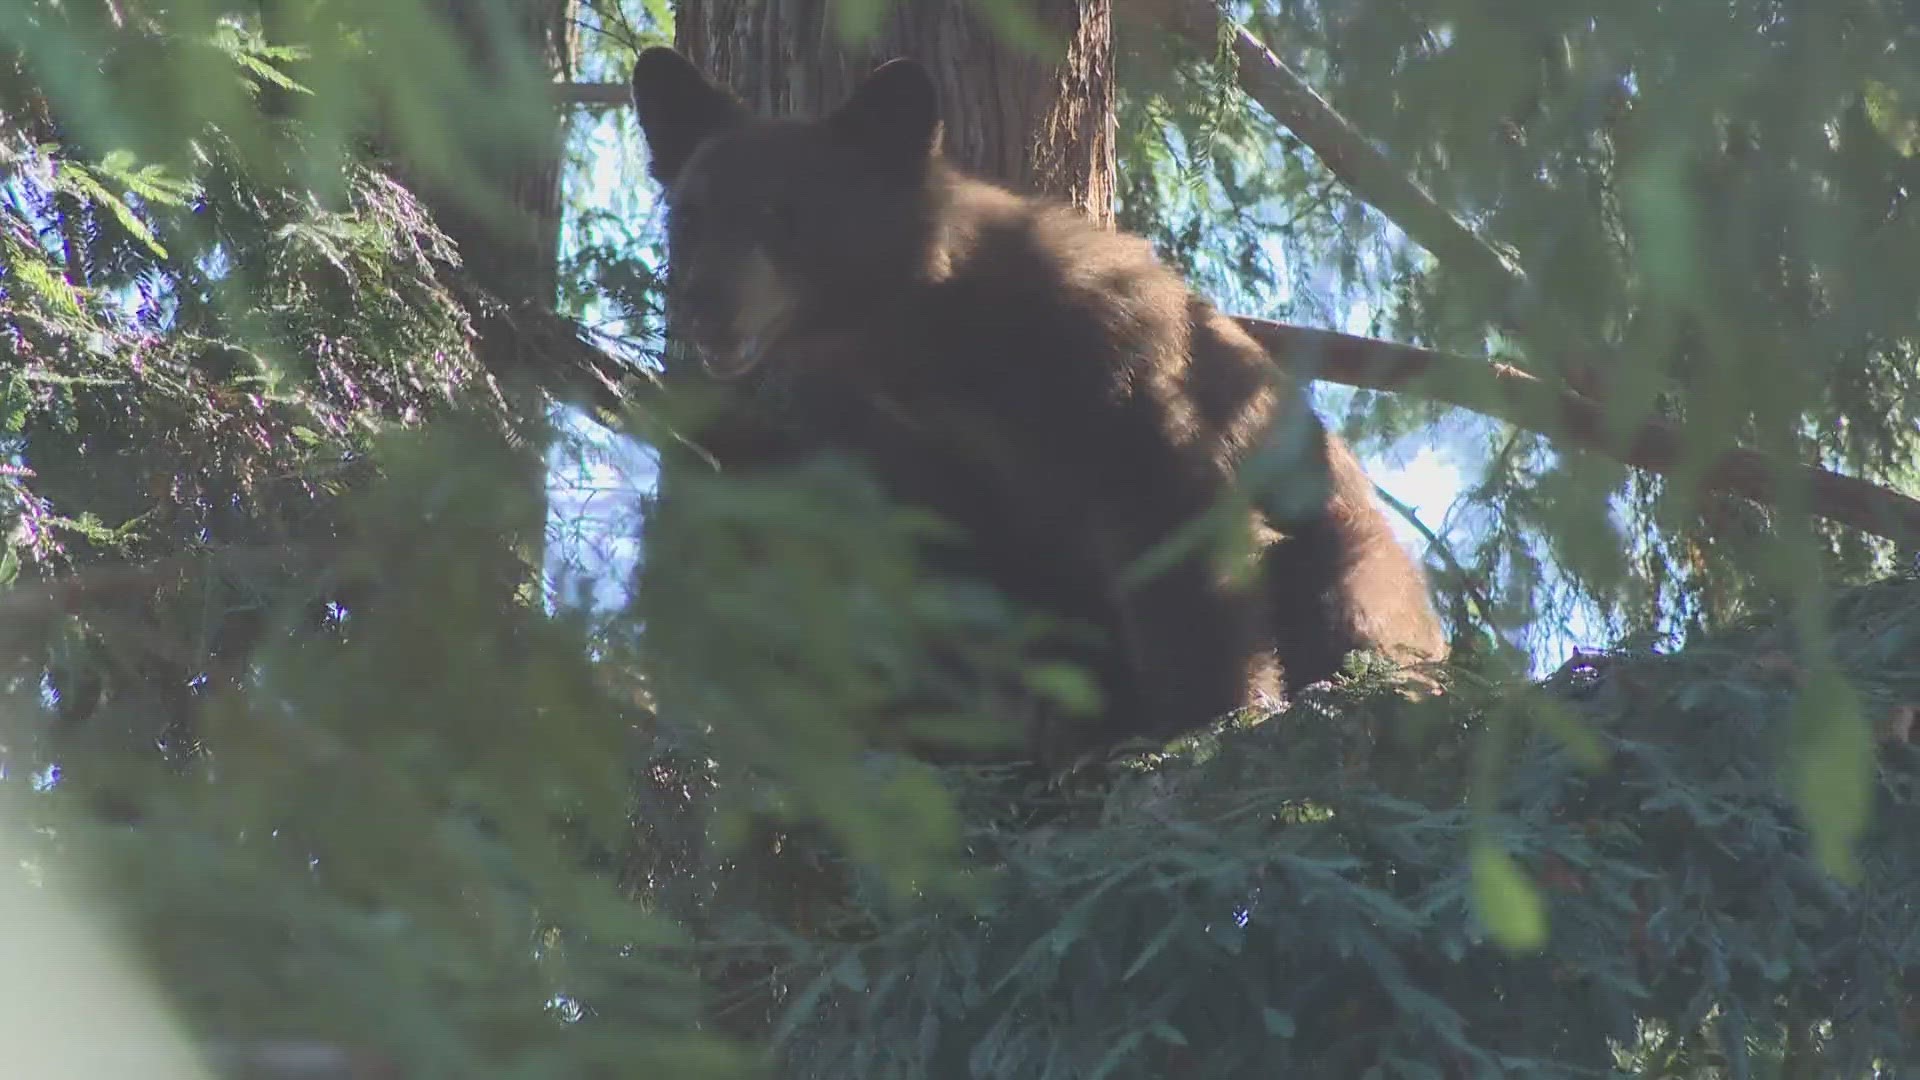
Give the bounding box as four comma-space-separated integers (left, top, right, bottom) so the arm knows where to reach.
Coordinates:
1237, 318, 1920, 546
1215, 18, 1527, 308
559, 80, 631, 109
1161, 1, 1628, 397
1157, 4, 1920, 544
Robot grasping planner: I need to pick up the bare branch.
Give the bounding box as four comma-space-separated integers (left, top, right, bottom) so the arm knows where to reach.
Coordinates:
1215, 18, 1527, 309
1370, 481, 1502, 644
559, 81, 631, 110
1159, 6, 1920, 544
1165, 2, 1626, 395
1237, 318, 1920, 546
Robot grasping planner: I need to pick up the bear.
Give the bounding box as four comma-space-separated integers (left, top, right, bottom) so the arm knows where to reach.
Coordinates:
628, 47, 1446, 765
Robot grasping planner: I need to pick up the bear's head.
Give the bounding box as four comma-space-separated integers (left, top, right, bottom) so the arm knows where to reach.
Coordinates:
630, 47, 945, 380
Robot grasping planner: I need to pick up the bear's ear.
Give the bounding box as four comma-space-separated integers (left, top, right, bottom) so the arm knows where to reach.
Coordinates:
826, 57, 941, 166
630, 46, 747, 185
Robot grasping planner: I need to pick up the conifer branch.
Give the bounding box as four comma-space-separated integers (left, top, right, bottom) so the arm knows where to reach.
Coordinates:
560, 80, 631, 109
1212, 17, 1530, 313
1238, 318, 1920, 545
1158, 2, 1920, 544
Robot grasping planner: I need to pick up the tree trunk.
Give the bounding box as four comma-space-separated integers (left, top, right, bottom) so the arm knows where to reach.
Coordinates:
672, 0, 1115, 221
264, 0, 581, 392
393, 0, 581, 607
639, 0, 1117, 1061
415, 0, 579, 323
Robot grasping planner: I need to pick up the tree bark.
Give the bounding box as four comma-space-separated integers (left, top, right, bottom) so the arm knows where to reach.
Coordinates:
1237, 319, 1920, 546
393, 0, 582, 606
414, 0, 579, 320
637, 0, 1117, 1057
672, 0, 1115, 220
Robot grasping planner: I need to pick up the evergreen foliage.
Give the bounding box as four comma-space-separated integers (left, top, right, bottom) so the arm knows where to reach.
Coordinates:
1238, 0, 1920, 653
745, 572, 1920, 1078
2, 0, 1919, 1077
0, 3, 740, 1074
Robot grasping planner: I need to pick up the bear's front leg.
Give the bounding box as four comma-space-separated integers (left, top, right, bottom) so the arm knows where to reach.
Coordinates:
1091, 510, 1282, 748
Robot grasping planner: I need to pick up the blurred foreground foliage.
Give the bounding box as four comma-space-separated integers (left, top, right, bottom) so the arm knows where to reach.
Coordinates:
0, 1, 743, 1073
2, 0, 1920, 1078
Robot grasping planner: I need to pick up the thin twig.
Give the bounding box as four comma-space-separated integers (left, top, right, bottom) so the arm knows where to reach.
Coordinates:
1370, 480, 1501, 644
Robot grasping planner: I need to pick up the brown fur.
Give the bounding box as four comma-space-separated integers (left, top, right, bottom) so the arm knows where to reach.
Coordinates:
630, 48, 1445, 764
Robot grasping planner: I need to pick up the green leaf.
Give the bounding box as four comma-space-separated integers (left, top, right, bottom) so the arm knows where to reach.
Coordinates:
1120, 919, 1182, 981
830, 0, 892, 44
1523, 691, 1608, 769
1146, 1020, 1187, 1047
0, 373, 28, 435
1261, 1008, 1296, 1038
1621, 149, 1700, 301
1789, 666, 1873, 883
58, 163, 169, 260
95, 152, 198, 207
971, 0, 1064, 56
1865, 80, 1920, 156
231, 48, 314, 96
8, 258, 85, 318
1469, 837, 1547, 951
1021, 660, 1102, 715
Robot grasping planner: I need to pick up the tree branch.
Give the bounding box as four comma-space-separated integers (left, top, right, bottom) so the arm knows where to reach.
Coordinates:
1215, 19, 1526, 308
559, 81, 631, 110
1158, 4, 1920, 544
1162, 1, 1626, 396
1237, 318, 1920, 546
1370, 480, 1501, 644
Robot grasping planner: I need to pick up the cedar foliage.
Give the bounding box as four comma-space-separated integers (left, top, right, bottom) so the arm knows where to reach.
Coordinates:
1, 1, 1919, 1078
732, 575, 1920, 1077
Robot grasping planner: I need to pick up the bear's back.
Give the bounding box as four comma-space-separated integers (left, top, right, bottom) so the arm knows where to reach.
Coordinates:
866, 170, 1286, 486
888, 169, 1445, 695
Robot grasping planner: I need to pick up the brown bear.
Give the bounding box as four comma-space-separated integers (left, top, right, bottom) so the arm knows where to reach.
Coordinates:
628, 47, 1445, 765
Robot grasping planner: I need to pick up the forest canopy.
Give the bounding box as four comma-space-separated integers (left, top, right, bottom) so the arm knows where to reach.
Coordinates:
2, 0, 1919, 1076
